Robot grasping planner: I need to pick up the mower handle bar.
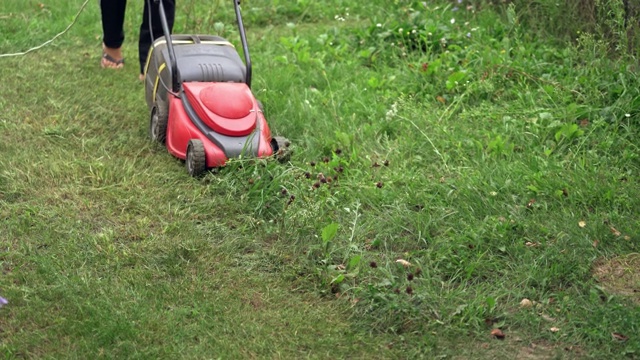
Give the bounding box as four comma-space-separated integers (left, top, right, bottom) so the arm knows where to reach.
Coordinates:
153, 0, 252, 92
154, 0, 179, 92
234, 0, 252, 88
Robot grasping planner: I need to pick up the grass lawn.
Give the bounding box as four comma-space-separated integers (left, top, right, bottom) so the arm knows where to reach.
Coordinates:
1, 0, 639, 358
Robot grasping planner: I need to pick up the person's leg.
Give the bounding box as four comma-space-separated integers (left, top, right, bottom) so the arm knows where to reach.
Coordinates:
139, 0, 176, 76
100, 0, 128, 68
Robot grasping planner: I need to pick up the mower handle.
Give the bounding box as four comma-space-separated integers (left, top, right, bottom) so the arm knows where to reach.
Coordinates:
154, 0, 179, 92
234, 0, 252, 88
153, 0, 252, 89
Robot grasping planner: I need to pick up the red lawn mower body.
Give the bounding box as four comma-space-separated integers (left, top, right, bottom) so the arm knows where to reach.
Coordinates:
164, 82, 273, 169
143, 1, 289, 176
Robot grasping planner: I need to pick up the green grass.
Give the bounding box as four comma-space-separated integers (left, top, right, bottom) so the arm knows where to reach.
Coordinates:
1, 0, 639, 358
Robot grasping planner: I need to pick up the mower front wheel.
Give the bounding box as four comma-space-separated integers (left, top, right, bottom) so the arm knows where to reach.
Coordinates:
270, 136, 292, 163
186, 140, 207, 177
150, 103, 168, 143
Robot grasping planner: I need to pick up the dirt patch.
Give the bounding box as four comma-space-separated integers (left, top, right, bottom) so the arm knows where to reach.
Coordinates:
593, 254, 640, 304
243, 291, 265, 310
450, 339, 580, 360
517, 341, 586, 360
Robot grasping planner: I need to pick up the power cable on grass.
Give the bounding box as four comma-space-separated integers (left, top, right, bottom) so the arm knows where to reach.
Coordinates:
0, 0, 90, 58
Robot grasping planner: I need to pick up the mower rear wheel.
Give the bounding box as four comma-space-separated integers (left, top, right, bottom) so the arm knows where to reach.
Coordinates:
186, 139, 207, 177
150, 103, 168, 143
270, 136, 292, 163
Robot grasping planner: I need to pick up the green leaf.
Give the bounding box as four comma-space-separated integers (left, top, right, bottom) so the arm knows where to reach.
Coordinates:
427, 59, 441, 75
367, 76, 381, 89
331, 274, 345, 284
486, 296, 496, 310
555, 129, 563, 142
322, 223, 339, 244
348, 255, 362, 270
446, 71, 466, 90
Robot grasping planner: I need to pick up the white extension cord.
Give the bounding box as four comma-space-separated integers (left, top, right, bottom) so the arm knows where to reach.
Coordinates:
0, 0, 91, 58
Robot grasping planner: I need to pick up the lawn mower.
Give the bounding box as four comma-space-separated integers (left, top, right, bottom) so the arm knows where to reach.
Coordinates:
143, 0, 290, 177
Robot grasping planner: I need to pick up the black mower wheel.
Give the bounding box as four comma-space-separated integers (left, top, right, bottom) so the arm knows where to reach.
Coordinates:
186, 139, 207, 177
270, 136, 292, 163
150, 103, 168, 143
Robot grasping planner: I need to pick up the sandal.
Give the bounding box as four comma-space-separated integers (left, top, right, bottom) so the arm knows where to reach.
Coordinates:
101, 52, 125, 69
